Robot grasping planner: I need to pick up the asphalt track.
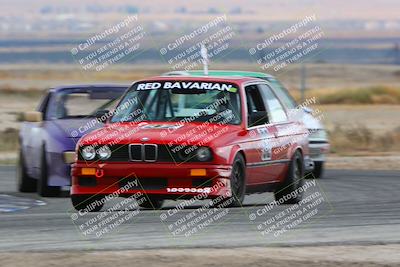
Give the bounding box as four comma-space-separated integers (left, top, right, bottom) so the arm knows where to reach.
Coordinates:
0, 165, 399, 252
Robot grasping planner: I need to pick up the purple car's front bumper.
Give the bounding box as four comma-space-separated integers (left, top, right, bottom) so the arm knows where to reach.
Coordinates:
46, 150, 73, 187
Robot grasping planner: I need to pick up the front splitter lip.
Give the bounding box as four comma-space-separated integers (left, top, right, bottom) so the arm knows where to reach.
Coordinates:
70, 178, 231, 199
70, 187, 230, 199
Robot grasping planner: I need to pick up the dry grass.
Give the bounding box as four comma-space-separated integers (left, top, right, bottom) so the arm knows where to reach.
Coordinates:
0, 65, 167, 85
1, 115, 399, 155
0, 128, 19, 152
291, 86, 400, 105
316, 86, 400, 105
328, 125, 400, 155
0, 61, 399, 165
0, 85, 45, 98
2, 63, 400, 92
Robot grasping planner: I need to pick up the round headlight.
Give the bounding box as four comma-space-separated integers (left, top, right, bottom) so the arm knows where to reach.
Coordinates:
97, 145, 111, 160
196, 147, 212, 162
82, 146, 96, 160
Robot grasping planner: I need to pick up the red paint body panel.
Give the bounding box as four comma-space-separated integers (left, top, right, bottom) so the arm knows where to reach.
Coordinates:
71, 162, 231, 197
71, 76, 309, 199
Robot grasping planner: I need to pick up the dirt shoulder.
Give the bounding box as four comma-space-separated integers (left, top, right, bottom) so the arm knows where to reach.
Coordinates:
326, 154, 400, 170
1, 244, 399, 267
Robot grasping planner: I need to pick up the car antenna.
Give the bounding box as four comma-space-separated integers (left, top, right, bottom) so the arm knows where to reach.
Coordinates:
200, 43, 209, 76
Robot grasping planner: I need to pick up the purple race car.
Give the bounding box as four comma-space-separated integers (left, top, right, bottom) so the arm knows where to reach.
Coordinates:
17, 85, 128, 197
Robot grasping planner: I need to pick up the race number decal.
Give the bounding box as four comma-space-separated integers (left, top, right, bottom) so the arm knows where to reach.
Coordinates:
261, 140, 272, 161
166, 187, 212, 193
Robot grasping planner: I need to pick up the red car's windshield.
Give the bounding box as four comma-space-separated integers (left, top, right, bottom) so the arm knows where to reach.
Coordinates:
111, 81, 242, 125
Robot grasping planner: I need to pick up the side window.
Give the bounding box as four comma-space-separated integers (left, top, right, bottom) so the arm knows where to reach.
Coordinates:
268, 79, 297, 109
245, 85, 269, 127
258, 84, 288, 123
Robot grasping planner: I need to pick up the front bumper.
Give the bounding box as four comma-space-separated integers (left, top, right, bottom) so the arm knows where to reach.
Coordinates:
71, 162, 232, 199
47, 151, 73, 187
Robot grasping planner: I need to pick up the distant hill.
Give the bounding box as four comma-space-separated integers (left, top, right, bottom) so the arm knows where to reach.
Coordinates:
1, 0, 399, 20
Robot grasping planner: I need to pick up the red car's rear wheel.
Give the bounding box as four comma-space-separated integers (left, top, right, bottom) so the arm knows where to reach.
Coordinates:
274, 150, 304, 204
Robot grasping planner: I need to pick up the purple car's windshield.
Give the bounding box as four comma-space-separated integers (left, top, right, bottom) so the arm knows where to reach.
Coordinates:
46, 89, 122, 119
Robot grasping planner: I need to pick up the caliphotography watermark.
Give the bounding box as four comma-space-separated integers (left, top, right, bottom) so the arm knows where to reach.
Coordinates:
69, 176, 147, 238
249, 14, 324, 72
249, 96, 326, 164
71, 15, 146, 72
159, 179, 236, 238
159, 14, 236, 71
156, 94, 240, 165
68, 96, 140, 139
249, 179, 329, 238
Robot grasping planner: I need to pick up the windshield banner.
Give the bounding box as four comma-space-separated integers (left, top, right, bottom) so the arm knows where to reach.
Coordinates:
135, 81, 238, 93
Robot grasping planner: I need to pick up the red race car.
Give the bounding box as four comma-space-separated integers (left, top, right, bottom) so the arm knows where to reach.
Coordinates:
71, 76, 309, 211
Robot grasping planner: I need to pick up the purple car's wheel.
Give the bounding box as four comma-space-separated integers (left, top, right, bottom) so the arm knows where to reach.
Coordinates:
37, 148, 60, 197
17, 150, 37, 192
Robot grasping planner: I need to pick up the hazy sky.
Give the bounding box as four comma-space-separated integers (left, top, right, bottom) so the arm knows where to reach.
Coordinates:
0, 0, 399, 21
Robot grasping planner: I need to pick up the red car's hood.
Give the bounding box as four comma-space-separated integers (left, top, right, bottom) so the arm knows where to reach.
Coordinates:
80, 121, 241, 146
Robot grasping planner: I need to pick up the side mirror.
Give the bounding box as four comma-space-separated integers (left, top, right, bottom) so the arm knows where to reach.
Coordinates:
24, 111, 43, 122
94, 110, 110, 123
248, 111, 269, 127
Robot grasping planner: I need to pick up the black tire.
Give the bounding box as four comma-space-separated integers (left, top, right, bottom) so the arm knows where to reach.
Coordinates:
274, 150, 304, 204
312, 161, 324, 179
71, 195, 104, 212
17, 150, 37, 192
222, 153, 246, 208
37, 148, 61, 197
138, 195, 164, 209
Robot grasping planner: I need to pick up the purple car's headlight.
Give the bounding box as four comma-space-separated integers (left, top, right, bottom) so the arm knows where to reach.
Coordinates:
97, 145, 111, 160
81, 146, 96, 160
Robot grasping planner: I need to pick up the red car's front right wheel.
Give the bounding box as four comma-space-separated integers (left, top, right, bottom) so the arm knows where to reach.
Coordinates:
71, 195, 104, 212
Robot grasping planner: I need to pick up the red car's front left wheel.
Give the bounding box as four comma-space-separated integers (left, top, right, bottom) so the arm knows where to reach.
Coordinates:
221, 153, 246, 208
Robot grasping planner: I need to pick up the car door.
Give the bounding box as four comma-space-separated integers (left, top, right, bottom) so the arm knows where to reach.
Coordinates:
257, 83, 293, 178
244, 84, 281, 185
